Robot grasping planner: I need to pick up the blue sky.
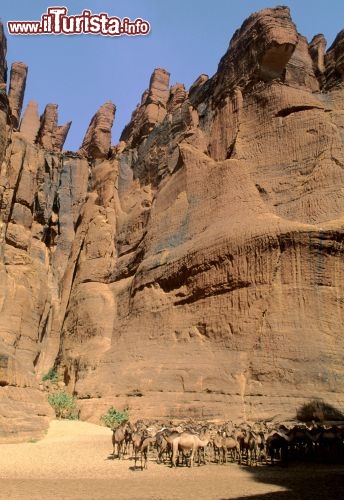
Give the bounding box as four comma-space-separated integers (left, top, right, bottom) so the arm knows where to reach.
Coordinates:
1, 1, 344, 151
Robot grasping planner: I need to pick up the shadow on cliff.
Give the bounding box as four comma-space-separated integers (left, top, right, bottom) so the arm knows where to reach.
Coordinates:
221, 463, 344, 500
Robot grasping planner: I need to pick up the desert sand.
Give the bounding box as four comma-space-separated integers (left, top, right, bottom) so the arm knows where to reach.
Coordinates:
0, 420, 343, 499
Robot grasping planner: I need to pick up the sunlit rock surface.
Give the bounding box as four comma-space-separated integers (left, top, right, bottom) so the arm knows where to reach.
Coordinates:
1, 6, 344, 439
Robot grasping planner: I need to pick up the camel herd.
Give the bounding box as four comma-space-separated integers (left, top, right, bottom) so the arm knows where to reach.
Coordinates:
110, 419, 344, 470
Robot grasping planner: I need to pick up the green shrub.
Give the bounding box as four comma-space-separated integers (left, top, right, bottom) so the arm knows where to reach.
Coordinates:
101, 407, 129, 428
42, 368, 59, 384
47, 391, 79, 420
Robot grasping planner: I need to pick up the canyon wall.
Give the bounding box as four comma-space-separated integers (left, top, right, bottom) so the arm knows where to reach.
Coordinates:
1, 6, 344, 441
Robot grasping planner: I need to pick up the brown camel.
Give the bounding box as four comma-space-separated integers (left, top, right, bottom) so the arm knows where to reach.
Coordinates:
155, 429, 172, 464
132, 431, 155, 470
170, 428, 212, 467
237, 428, 259, 466
222, 435, 241, 463
213, 432, 241, 464
213, 432, 225, 464
112, 422, 129, 459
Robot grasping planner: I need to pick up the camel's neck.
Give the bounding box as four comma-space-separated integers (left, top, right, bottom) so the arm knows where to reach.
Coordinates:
198, 433, 211, 446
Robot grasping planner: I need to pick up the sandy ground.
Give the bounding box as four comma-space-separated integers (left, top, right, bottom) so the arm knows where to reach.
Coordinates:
0, 420, 343, 500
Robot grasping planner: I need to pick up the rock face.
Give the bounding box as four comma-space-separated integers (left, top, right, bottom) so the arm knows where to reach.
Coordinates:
8, 61, 28, 128
1, 6, 344, 440
79, 101, 116, 159
0, 22, 7, 84
20, 100, 41, 143
120, 68, 170, 147
36, 103, 71, 151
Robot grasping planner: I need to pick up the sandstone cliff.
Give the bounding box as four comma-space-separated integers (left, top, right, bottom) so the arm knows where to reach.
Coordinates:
1, 6, 344, 441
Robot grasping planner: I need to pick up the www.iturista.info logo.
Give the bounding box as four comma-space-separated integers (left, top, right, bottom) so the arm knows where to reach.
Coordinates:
7, 6, 151, 36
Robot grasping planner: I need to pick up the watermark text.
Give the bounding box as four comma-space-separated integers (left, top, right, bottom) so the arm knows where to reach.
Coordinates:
7, 7, 150, 36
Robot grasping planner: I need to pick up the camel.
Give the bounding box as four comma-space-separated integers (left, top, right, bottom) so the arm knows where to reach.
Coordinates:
252, 430, 267, 464
123, 423, 133, 456
112, 422, 129, 459
132, 431, 156, 470
195, 428, 212, 465
237, 428, 259, 466
222, 435, 241, 464
155, 429, 172, 464
213, 432, 225, 464
160, 429, 183, 463
316, 425, 343, 462
287, 425, 314, 460
213, 430, 241, 465
170, 428, 212, 467
266, 430, 290, 465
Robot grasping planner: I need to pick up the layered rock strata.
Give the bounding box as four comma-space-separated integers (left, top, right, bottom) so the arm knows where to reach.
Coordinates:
1, 6, 344, 440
